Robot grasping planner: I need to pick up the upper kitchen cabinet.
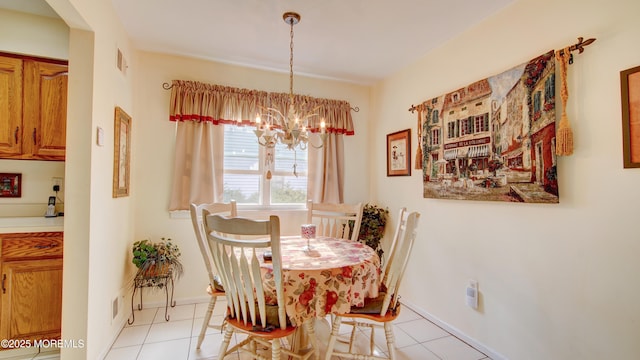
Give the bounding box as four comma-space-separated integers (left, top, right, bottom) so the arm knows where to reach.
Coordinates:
0, 53, 68, 161
0, 56, 22, 157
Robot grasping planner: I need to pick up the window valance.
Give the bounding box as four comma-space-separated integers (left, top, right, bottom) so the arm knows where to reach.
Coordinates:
168, 80, 355, 135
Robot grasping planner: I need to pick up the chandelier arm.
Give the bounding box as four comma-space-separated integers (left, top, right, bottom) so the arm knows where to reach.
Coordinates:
257, 138, 276, 148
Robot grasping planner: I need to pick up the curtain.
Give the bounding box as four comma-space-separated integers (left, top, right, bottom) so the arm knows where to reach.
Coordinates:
169, 121, 224, 210
308, 133, 345, 203
167, 79, 355, 210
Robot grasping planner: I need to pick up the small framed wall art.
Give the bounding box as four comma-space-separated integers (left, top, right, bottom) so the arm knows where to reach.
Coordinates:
621, 65, 640, 168
387, 129, 411, 176
113, 106, 132, 197
0, 173, 22, 198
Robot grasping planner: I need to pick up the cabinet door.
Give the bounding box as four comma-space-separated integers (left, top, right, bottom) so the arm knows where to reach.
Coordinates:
23, 60, 67, 160
0, 259, 63, 341
0, 56, 23, 157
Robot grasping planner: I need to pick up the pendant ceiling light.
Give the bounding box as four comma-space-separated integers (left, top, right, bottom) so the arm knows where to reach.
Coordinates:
253, 12, 328, 153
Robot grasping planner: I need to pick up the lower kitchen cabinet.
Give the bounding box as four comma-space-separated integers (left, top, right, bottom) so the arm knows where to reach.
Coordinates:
0, 232, 63, 346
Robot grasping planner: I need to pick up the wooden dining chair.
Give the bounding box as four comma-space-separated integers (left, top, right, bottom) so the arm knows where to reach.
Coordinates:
306, 200, 363, 242
189, 201, 237, 349
323, 210, 421, 360
380, 207, 407, 280
203, 213, 319, 360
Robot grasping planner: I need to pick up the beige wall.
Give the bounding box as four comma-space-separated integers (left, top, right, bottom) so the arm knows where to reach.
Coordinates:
0, 8, 69, 60
132, 51, 371, 304
371, 0, 640, 359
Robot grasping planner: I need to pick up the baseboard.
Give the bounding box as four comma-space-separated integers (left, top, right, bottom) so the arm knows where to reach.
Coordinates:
400, 299, 507, 360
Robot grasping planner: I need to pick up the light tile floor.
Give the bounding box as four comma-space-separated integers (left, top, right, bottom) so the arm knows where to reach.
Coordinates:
103, 298, 491, 360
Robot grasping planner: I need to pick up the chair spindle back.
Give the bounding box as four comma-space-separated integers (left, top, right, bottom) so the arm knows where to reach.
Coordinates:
203, 213, 286, 330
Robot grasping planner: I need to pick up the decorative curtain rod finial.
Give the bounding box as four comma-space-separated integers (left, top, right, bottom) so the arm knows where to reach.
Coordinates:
560, 37, 596, 56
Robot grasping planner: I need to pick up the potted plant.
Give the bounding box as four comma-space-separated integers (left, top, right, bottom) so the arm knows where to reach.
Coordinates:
132, 237, 183, 279
355, 203, 389, 262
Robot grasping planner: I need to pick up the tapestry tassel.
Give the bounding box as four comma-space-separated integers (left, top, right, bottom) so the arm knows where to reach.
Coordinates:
415, 108, 423, 169
555, 46, 574, 156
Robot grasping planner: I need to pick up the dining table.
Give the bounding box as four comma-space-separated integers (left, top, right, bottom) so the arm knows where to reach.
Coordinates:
259, 236, 382, 328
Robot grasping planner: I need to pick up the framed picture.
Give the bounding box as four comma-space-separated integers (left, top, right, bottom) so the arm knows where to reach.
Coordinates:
387, 129, 411, 176
0, 173, 22, 198
621, 65, 640, 168
113, 106, 132, 197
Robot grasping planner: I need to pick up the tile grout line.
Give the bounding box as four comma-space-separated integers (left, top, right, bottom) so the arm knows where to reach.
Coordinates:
139, 307, 158, 359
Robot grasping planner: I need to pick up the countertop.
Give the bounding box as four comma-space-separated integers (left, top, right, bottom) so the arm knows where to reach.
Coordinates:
0, 216, 64, 233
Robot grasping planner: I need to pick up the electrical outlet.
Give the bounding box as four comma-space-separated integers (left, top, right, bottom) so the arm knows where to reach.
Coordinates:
51, 177, 64, 194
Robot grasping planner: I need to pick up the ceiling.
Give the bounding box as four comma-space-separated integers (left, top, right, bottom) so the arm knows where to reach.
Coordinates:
2, 0, 517, 85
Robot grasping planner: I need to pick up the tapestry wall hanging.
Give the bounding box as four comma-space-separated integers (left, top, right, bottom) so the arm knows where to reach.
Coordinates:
418, 50, 559, 203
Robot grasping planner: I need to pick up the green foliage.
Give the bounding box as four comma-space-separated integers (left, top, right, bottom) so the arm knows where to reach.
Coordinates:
132, 237, 183, 278
357, 203, 389, 261
272, 182, 306, 203
223, 182, 306, 204
223, 185, 258, 203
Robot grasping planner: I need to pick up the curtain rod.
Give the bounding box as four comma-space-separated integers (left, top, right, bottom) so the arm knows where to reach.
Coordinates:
408, 36, 596, 113
162, 82, 360, 113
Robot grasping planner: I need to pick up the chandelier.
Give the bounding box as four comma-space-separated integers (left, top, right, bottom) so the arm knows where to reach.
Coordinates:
254, 12, 328, 152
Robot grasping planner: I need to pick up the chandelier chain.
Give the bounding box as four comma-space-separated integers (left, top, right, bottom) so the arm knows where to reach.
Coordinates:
289, 17, 295, 103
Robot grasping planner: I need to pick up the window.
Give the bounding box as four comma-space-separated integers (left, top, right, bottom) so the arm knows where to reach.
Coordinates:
545, 73, 555, 104
474, 113, 489, 133
222, 125, 307, 206
533, 91, 542, 120
432, 109, 439, 124
431, 128, 440, 146
460, 117, 475, 136
447, 122, 455, 139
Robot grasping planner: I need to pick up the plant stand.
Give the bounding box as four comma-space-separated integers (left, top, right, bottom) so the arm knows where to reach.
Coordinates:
127, 269, 175, 324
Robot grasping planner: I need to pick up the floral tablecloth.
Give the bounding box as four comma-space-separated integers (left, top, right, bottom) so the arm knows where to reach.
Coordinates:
260, 236, 381, 326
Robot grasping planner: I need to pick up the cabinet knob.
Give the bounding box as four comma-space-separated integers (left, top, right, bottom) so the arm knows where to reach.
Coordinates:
14, 127, 19, 144
32, 128, 37, 144
2, 274, 5, 294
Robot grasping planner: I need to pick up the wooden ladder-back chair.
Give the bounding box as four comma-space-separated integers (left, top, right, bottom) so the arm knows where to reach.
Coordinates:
203, 213, 318, 360
189, 201, 237, 349
324, 210, 421, 360
306, 200, 363, 242
380, 207, 407, 280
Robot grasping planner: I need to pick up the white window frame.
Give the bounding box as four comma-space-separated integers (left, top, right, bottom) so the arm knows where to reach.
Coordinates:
223, 124, 307, 210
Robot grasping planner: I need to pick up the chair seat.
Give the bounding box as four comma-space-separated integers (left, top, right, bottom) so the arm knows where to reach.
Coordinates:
345, 297, 401, 322
225, 316, 297, 340
225, 303, 291, 328
206, 275, 225, 294
206, 284, 225, 296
